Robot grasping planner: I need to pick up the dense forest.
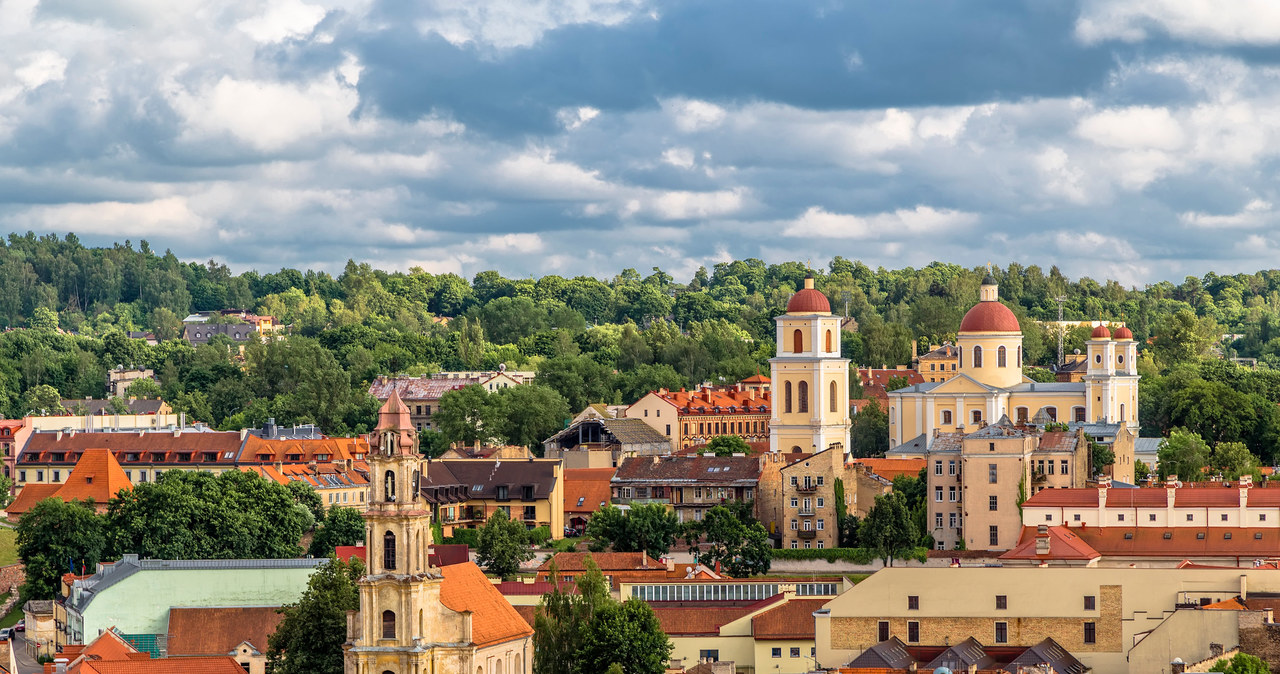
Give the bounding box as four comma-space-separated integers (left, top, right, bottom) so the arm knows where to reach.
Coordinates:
2, 232, 1279, 463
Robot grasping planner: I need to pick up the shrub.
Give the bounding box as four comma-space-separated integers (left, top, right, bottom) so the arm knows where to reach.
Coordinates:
769, 547, 927, 564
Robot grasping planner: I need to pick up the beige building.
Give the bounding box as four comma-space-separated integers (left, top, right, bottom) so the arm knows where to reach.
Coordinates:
346, 391, 533, 674
888, 276, 1139, 446
816, 565, 1280, 674
914, 343, 960, 383
368, 371, 531, 432
778, 448, 842, 550
769, 275, 851, 457
626, 384, 771, 452
423, 457, 565, 539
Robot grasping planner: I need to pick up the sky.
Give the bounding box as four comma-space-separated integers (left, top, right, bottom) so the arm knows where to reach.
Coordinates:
4, 1, 1280, 287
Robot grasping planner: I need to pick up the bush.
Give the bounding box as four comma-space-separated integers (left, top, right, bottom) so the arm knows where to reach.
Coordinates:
527, 526, 552, 547
769, 547, 928, 564
444, 528, 480, 547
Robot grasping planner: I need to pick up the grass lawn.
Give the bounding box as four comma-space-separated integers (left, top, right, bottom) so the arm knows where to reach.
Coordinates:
0, 592, 20, 629
0, 528, 17, 566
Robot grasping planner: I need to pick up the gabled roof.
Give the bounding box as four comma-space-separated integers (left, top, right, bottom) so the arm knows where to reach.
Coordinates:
5, 484, 59, 516
923, 637, 996, 671
7, 449, 132, 516
999, 526, 1101, 562
564, 468, 614, 514
651, 605, 758, 636
439, 562, 534, 648
428, 459, 559, 501
166, 606, 283, 656
639, 388, 771, 415
844, 636, 915, 669
20, 431, 243, 465
1006, 638, 1089, 674
239, 435, 368, 463
613, 455, 761, 485
750, 598, 826, 640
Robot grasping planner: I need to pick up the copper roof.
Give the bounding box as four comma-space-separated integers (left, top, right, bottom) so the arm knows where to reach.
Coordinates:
166, 606, 283, 656
959, 300, 1020, 333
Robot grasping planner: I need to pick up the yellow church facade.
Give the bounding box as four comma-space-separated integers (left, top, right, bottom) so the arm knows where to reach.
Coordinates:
887, 277, 1140, 450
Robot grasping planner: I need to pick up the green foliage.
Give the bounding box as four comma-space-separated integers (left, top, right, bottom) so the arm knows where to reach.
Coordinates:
1022, 366, 1056, 383
859, 492, 918, 567
683, 505, 771, 577
308, 506, 366, 557
1210, 652, 1270, 674
123, 377, 162, 399
585, 503, 681, 560
435, 384, 505, 445
1157, 428, 1211, 481
527, 526, 553, 547
1090, 441, 1116, 475
770, 546, 927, 564
265, 557, 362, 674
104, 470, 309, 559
476, 510, 534, 580
17, 498, 106, 599
534, 557, 671, 674
850, 398, 889, 458
444, 528, 480, 547
1134, 459, 1151, 482
1214, 441, 1260, 480
704, 435, 750, 456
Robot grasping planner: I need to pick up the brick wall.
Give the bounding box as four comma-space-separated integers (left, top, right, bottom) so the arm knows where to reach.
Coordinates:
0, 564, 25, 595
1237, 611, 1280, 673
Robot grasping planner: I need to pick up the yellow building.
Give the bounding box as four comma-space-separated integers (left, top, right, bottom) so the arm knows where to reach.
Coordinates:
915, 343, 959, 383
423, 458, 565, 539
769, 274, 851, 457
887, 275, 1139, 444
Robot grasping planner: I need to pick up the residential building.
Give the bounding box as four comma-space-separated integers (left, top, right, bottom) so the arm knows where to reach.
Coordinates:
240, 462, 370, 510
914, 343, 960, 383
856, 367, 926, 402
1056, 350, 1090, 383
346, 390, 533, 674
544, 415, 671, 468
7, 412, 185, 480
63, 554, 327, 650
165, 606, 282, 674
778, 447, 842, 550
421, 457, 565, 538
535, 552, 672, 589
60, 398, 173, 416
368, 371, 530, 432
437, 444, 533, 460
563, 467, 615, 533
183, 310, 278, 333
847, 458, 926, 518
0, 419, 21, 480
106, 367, 156, 397
627, 384, 771, 452
755, 451, 814, 541
769, 274, 852, 457
6, 448, 132, 517
888, 277, 1140, 446
182, 321, 261, 346
611, 454, 760, 524
816, 565, 1280, 674
16, 428, 246, 491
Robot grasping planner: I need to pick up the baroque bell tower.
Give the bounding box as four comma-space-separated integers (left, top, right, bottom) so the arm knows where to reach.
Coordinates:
345, 390, 468, 673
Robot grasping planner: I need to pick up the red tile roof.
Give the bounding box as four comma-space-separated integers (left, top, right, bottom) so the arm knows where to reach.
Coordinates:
537, 552, 664, 572
1004, 525, 1280, 559
81, 657, 246, 674
336, 545, 366, 563
564, 468, 615, 514
751, 598, 827, 640
239, 435, 369, 463
1174, 489, 1242, 507
8, 449, 134, 516
6, 484, 59, 516
1100, 489, 1169, 507
959, 300, 1020, 333
850, 458, 925, 481
439, 562, 533, 648
652, 606, 755, 636
646, 388, 771, 415
999, 527, 1102, 562
166, 606, 283, 656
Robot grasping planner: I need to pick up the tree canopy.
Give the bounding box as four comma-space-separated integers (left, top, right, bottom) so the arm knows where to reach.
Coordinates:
17, 498, 107, 599
585, 503, 681, 560
266, 557, 362, 674
683, 505, 771, 577
476, 509, 535, 580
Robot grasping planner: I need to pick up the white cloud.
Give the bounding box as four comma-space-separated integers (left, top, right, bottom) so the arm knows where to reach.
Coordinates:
1181, 199, 1275, 228
643, 188, 746, 220
1076, 106, 1185, 150
1077, 0, 1280, 46
667, 99, 727, 132
15, 51, 68, 90
170, 74, 359, 152
782, 205, 978, 239
415, 0, 651, 49
1034, 147, 1091, 204
478, 233, 545, 253
493, 149, 617, 200
3, 196, 208, 236
661, 147, 696, 169
557, 106, 601, 130
236, 0, 327, 43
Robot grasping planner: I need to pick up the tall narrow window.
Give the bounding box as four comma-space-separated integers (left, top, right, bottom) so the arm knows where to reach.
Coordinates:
384, 470, 396, 502
382, 610, 396, 639
785, 381, 793, 413
997, 345, 1007, 367
1120, 404, 1126, 422
798, 381, 809, 413
792, 329, 803, 353
383, 530, 397, 571
1017, 346, 1022, 367
973, 346, 983, 367
825, 330, 833, 353
830, 381, 837, 413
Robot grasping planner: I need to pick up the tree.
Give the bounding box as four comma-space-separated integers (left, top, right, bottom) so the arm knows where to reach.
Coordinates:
29, 307, 58, 331
20, 384, 63, 416
1134, 459, 1151, 483
496, 385, 571, 450
123, 377, 162, 399
1090, 441, 1115, 477
1210, 652, 1269, 674
684, 505, 771, 577
585, 503, 681, 560
17, 498, 107, 599
579, 598, 673, 674
265, 557, 362, 674
309, 506, 366, 557
1150, 309, 1218, 367
434, 384, 506, 446
850, 399, 889, 458
859, 492, 918, 566
476, 509, 534, 580
704, 435, 750, 456
1157, 428, 1211, 481
1213, 441, 1259, 480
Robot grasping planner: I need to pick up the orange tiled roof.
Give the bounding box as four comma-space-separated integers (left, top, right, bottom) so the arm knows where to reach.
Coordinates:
652, 605, 756, 636
648, 388, 771, 416
80, 657, 246, 674
6, 484, 59, 516
56, 449, 132, 502
850, 458, 925, 481
166, 606, 284, 656
239, 435, 368, 463
751, 598, 827, 640
564, 468, 614, 514
999, 526, 1101, 562
1203, 597, 1248, 610
439, 562, 533, 648
741, 374, 771, 384
537, 552, 664, 572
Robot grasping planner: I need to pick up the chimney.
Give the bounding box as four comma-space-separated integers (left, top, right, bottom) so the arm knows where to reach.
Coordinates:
1170, 657, 1186, 674
1035, 524, 1051, 556
54, 659, 68, 674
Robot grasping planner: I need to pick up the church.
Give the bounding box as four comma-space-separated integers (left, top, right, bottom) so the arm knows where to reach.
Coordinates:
344, 391, 533, 674
887, 275, 1139, 448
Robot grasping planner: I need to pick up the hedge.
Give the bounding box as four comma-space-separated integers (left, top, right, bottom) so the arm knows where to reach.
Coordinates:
770, 547, 928, 564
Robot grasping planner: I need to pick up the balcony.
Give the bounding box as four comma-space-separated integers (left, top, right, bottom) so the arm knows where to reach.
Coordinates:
796, 484, 819, 493
798, 508, 816, 517
798, 529, 817, 539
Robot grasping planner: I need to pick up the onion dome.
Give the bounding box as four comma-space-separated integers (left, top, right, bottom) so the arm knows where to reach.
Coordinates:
1113, 326, 1133, 340
1090, 324, 1112, 339
786, 275, 831, 314
958, 301, 1020, 332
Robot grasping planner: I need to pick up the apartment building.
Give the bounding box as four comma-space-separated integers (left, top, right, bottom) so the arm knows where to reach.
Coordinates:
611, 454, 760, 523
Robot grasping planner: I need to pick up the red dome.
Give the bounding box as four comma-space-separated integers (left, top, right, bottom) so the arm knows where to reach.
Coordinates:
1090, 325, 1112, 339
958, 301, 1020, 333
1113, 326, 1133, 340
787, 278, 831, 313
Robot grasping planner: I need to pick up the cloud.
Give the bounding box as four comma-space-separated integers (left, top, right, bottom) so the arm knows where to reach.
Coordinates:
1181, 199, 1275, 228
3, 196, 208, 236
1077, 0, 1280, 46
170, 74, 359, 152
667, 99, 727, 133
1076, 106, 1184, 150
14, 51, 68, 90
237, 0, 327, 43
782, 205, 978, 239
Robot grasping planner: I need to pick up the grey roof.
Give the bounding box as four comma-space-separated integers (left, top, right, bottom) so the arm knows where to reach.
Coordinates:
966, 417, 1033, 439
1135, 437, 1164, 456
927, 432, 965, 453
67, 555, 326, 613
60, 398, 166, 416
844, 636, 915, 669
924, 637, 996, 671
886, 433, 929, 457
1067, 421, 1122, 437
424, 459, 560, 500
22, 599, 53, 615
1006, 638, 1089, 674
544, 417, 668, 447
890, 381, 942, 394
1006, 382, 1087, 393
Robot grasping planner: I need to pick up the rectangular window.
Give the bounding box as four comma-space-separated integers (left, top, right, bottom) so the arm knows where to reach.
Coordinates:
1084, 595, 1096, 610
948, 460, 956, 475
772, 647, 781, 658
790, 476, 798, 486
949, 512, 957, 528
1061, 460, 1069, 475
908, 595, 919, 610
988, 464, 998, 483
1222, 513, 1229, 522
1262, 514, 1268, 522
36, 471, 43, 482
935, 512, 943, 528
790, 541, 798, 549
949, 486, 957, 502
1118, 513, 1125, 521
1084, 622, 1096, 644
996, 595, 1007, 610
908, 621, 920, 643
935, 460, 943, 476
989, 525, 999, 546
790, 497, 798, 507
18, 471, 24, 482
1187, 514, 1194, 522
698, 650, 719, 662
790, 519, 797, 530
789, 647, 801, 658
665, 424, 670, 435
817, 497, 825, 508
995, 621, 1008, 644
1150, 514, 1157, 521
52, 470, 60, 482
817, 519, 825, 530
878, 620, 890, 642
989, 495, 998, 511
817, 476, 824, 486
1048, 461, 1055, 475
817, 540, 824, 549
935, 487, 943, 502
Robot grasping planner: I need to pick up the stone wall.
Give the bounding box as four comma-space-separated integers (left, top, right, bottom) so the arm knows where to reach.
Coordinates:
0, 564, 25, 595
1237, 611, 1280, 673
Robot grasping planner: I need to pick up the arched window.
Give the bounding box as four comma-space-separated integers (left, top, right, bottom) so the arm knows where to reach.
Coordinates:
798, 381, 809, 413
381, 610, 396, 639
1045, 407, 1058, 421
383, 530, 397, 571
1017, 346, 1022, 367
784, 381, 793, 413
496, 662, 504, 674
889, 406, 896, 424
1119, 403, 1126, 422
941, 410, 952, 425
791, 446, 803, 453
792, 329, 804, 353
829, 381, 838, 412
973, 346, 983, 368
825, 329, 833, 352
997, 346, 1007, 367
515, 654, 523, 674
384, 470, 396, 502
